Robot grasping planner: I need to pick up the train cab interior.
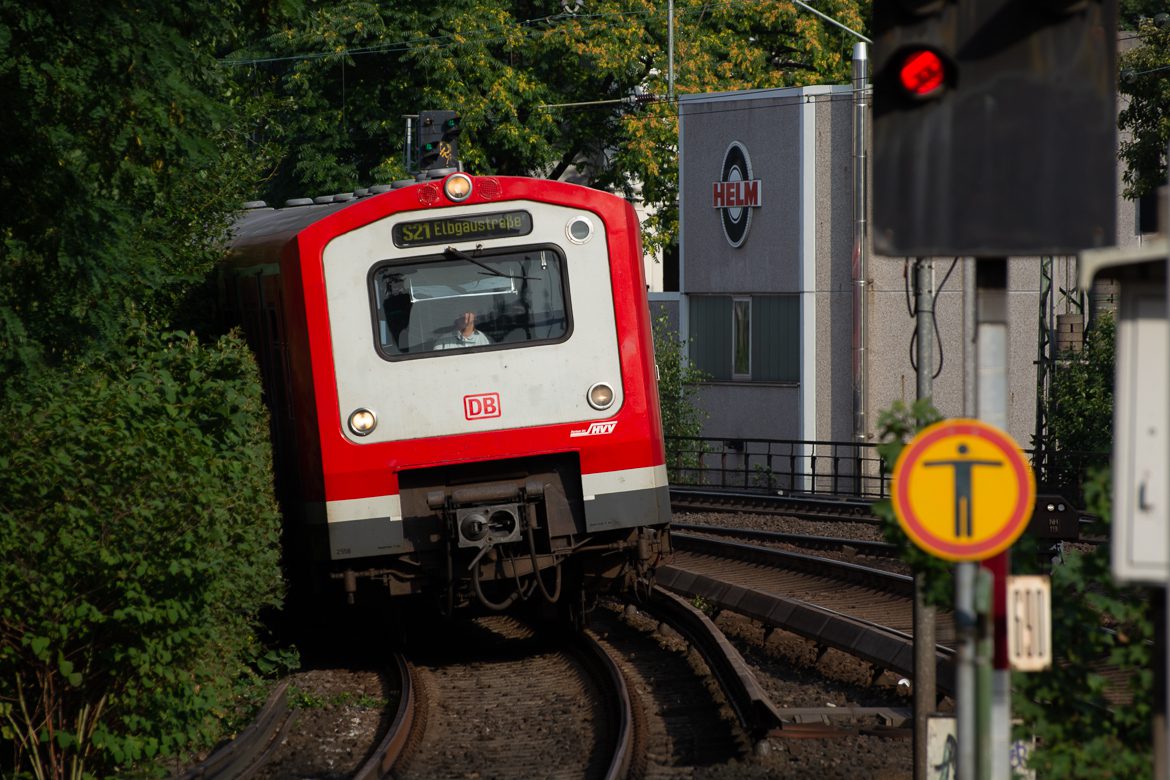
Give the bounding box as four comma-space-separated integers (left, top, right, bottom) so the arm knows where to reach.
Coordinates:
373, 246, 570, 357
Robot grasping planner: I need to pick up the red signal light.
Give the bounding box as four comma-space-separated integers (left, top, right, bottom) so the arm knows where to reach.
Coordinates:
898, 49, 946, 98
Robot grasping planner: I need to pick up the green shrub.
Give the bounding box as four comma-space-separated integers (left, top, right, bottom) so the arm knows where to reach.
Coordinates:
651, 311, 709, 483
874, 400, 1153, 774
0, 329, 284, 778
871, 399, 953, 605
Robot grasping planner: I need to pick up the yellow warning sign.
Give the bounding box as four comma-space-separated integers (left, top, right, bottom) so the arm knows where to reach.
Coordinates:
891, 419, 1036, 561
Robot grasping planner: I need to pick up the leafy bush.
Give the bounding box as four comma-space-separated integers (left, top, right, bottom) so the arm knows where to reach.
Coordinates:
1041, 314, 1114, 501
1015, 312, 1152, 775
873, 390, 1153, 775
871, 399, 953, 605
0, 329, 284, 778
1013, 467, 1154, 777
651, 311, 709, 482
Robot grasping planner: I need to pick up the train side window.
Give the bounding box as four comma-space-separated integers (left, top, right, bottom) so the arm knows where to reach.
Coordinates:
370, 246, 571, 359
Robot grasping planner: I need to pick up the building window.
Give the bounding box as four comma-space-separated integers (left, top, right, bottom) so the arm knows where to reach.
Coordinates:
690, 294, 799, 382
732, 297, 751, 378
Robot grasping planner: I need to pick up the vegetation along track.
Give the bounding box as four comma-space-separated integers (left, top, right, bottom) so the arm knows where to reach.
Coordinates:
176, 660, 409, 779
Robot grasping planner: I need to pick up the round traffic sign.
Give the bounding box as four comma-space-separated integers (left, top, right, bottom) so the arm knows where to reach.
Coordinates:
891, 419, 1035, 561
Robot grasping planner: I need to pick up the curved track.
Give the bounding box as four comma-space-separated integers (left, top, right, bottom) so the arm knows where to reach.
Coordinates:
389, 615, 632, 779
659, 531, 957, 694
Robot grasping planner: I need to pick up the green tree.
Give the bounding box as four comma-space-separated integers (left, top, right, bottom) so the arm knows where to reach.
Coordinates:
225, 0, 865, 252
0, 2, 295, 775
1013, 470, 1154, 778
1119, 16, 1170, 201
1045, 314, 1114, 499
874, 395, 1153, 775
0, 1, 282, 379
872, 399, 953, 605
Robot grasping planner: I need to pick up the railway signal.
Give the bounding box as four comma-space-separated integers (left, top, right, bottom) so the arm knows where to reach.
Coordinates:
871, 0, 1118, 256
418, 110, 461, 172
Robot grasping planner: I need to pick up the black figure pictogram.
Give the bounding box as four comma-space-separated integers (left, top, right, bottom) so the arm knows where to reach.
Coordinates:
923, 443, 1003, 537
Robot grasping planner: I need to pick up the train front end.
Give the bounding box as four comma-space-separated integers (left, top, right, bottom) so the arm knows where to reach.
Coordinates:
294, 174, 671, 613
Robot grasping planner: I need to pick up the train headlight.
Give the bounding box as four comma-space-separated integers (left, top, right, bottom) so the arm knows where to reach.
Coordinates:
348, 408, 378, 436
444, 173, 473, 202
587, 382, 615, 411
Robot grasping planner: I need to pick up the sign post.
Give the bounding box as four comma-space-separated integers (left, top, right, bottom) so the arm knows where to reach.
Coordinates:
893, 417, 1036, 779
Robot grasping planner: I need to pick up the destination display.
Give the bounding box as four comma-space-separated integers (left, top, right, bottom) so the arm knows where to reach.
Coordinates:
393, 210, 533, 248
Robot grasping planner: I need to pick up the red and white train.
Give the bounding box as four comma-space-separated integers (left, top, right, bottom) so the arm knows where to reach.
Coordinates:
223, 173, 671, 617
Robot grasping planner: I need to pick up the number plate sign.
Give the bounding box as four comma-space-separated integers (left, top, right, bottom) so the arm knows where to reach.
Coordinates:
1007, 575, 1052, 672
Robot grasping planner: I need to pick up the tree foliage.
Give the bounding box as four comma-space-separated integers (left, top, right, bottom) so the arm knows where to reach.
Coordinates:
875, 391, 1153, 775
1043, 314, 1114, 498
652, 311, 709, 480
1014, 311, 1153, 775
0, 332, 286, 777
1119, 16, 1170, 200
871, 399, 953, 605
0, 2, 294, 775
1013, 469, 1154, 777
0, 1, 281, 379
225, 0, 865, 251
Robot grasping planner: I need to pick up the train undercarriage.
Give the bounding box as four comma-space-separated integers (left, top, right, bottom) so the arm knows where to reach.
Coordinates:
327, 455, 671, 618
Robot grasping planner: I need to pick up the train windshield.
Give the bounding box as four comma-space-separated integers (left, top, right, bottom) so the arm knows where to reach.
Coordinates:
372, 246, 570, 357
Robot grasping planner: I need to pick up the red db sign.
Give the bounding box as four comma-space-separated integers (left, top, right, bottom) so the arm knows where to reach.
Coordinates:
463, 393, 501, 420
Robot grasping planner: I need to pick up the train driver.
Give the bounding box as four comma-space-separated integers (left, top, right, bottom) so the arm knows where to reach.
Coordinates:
433, 312, 491, 350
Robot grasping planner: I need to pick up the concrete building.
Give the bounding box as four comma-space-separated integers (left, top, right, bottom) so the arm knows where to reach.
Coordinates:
648, 79, 1152, 475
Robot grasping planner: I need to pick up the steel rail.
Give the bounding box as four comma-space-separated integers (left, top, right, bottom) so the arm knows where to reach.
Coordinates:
659, 535, 955, 694
672, 532, 915, 597
639, 586, 786, 742
670, 487, 880, 522
672, 522, 898, 558
574, 630, 635, 780
174, 680, 293, 779
353, 653, 415, 779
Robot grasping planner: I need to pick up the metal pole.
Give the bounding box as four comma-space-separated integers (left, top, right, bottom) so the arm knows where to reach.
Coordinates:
1162, 158, 1170, 780
852, 44, 869, 453
403, 115, 414, 173
955, 561, 978, 780
975, 256, 1009, 780
913, 258, 938, 780
667, 0, 675, 101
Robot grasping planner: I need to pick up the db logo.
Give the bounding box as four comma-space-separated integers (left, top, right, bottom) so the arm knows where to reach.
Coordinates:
464, 393, 501, 420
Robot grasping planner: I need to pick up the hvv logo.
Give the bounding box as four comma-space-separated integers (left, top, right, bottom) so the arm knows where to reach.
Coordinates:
570, 421, 617, 438
464, 393, 501, 420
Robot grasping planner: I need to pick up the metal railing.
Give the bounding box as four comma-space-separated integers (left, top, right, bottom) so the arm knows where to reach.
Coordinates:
665, 436, 1109, 507
665, 436, 890, 500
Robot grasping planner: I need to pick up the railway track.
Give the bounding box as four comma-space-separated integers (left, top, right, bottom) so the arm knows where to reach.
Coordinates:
390, 615, 632, 779
179, 609, 757, 779
180, 509, 948, 778
659, 531, 957, 694
670, 487, 881, 523
175, 661, 410, 780
673, 521, 899, 559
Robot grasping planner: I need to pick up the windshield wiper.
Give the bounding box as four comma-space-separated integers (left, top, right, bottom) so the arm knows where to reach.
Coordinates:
444, 246, 540, 281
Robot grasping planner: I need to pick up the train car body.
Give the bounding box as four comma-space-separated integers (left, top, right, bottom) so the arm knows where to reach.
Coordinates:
223, 174, 671, 614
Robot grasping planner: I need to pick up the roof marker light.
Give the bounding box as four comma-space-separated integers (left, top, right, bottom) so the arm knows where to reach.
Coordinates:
444, 173, 473, 202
